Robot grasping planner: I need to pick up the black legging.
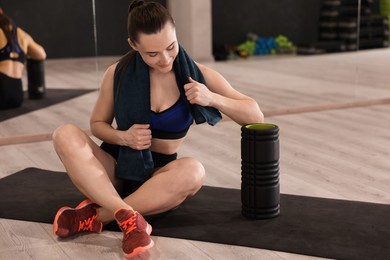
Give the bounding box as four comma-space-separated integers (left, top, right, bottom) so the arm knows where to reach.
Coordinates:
0, 72, 23, 110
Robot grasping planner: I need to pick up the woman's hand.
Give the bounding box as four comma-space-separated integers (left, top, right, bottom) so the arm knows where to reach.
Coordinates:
184, 77, 215, 106
121, 124, 152, 150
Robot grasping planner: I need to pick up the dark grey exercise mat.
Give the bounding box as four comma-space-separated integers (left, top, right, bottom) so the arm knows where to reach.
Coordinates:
1, 168, 390, 260
0, 88, 95, 122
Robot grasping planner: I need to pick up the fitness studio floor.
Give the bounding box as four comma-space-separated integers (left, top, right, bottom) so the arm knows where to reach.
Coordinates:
1, 48, 390, 259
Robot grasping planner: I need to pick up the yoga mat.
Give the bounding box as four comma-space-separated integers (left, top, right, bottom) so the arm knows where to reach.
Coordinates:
1, 168, 389, 260
0, 89, 95, 122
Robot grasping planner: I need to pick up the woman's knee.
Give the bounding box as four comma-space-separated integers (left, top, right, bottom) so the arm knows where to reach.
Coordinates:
177, 157, 205, 191
52, 124, 86, 154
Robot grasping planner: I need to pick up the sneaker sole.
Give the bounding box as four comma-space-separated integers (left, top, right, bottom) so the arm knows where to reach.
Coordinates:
146, 223, 152, 235
75, 199, 93, 209
124, 239, 155, 259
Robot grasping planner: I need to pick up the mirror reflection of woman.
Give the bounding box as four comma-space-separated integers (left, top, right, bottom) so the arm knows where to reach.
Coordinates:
0, 8, 46, 110
52, 0, 263, 258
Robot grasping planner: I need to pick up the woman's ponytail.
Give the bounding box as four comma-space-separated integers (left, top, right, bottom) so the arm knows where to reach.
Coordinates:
128, 0, 145, 14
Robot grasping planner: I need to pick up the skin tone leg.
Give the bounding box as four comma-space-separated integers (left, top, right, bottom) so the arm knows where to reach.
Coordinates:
53, 124, 129, 214
53, 124, 205, 223
97, 157, 205, 224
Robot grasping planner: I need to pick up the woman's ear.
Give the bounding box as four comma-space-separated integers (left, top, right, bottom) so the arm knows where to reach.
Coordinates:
128, 38, 138, 51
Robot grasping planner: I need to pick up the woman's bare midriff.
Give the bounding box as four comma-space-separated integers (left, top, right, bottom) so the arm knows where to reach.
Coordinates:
0, 60, 24, 78
150, 137, 185, 155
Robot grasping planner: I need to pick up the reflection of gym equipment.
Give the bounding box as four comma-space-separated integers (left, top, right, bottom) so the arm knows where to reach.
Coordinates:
380, 0, 390, 41
299, 0, 389, 54
236, 34, 296, 57
323, 0, 375, 6
26, 59, 46, 99
241, 123, 280, 219
297, 41, 346, 54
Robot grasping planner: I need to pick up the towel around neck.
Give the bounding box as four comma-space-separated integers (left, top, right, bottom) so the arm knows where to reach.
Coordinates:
113, 45, 222, 182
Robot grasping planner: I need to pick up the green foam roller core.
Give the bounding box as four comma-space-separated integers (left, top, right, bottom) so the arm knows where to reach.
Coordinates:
245, 123, 276, 130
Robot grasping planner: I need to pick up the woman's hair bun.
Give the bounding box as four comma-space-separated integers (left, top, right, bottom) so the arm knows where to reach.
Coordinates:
128, 0, 145, 13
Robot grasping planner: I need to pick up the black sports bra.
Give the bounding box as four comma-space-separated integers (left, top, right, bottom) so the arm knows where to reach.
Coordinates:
0, 25, 26, 64
150, 97, 193, 139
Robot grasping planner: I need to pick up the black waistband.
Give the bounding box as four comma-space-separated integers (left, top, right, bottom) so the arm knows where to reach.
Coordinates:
151, 127, 189, 140
151, 151, 177, 168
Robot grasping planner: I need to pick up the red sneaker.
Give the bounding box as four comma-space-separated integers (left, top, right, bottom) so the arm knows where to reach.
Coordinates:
53, 199, 103, 238
115, 208, 154, 258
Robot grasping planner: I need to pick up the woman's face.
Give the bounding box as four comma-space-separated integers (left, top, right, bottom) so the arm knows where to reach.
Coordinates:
130, 22, 179, 74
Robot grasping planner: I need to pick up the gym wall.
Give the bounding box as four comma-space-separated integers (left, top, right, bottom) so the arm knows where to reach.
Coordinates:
212, 0, 322, 47
2, 0, 96, 58
1, 0, 380, 58
2, 0, 166, 58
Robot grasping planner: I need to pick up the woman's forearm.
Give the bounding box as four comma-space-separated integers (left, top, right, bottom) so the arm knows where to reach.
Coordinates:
211, 93, 264, 125
91, 122, 125, 146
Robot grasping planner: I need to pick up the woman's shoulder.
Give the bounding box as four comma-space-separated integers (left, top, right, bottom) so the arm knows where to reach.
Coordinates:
16, 27, 29, 41
16, 28, 32, 43
104, 52, 136, 80
195, 61, 208, 75
195, 61, 220, 80
15, 27, 30, 53
104, 62, 119, 78
99, 62, 119, 92
0, 28, 6, 46
99, 62, 118, 81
